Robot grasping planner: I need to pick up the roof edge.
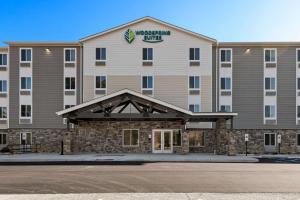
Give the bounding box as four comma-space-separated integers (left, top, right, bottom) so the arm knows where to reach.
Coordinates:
218, 42, 300, 47
5, 41, 81, 47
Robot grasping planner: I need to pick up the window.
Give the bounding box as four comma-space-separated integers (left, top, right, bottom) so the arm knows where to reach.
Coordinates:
189, 132, 204, 147
65, 77, 75, 90
189, 48, 200, 61
20, 48, 32, 62
0, 107, 7, 119
123, 129, 139, 146
21, 105, 31, 118
297, 49, 300, 62
142, 48, 153, 61
265, 49, 276, 63
297, 134, 300, 146
220, 49, 231, 63
95, 76, 106, 89
189, 104, 200, 113
173, 130, 181, 146
0, 80, 7, 93
220, 77, 231, 90
20, 77, 31, 90
20, 132, 32, 145
96, 48, 106, 61
265, 105, 276, 119
0, 54, 7, 66
297, 106, 300, 118
65, 49, 76, 63
298, 78, 300, 90
220, 105, 231, 112
189, 76, 200, 89
264, 133, 276, 146
65, 105, 75, 109
0, 133, 7, 145
142, 76, 153, 89
265, 77, 276, 90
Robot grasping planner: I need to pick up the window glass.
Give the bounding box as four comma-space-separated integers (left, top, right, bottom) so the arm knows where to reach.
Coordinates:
265, 105, 275, 118
173, 130, 181, 146
297, 134, 300, 146
21, 49, 32, 62
265, 49, 276, 62
221, 78, 231, 90
0, 54, 7, 65
189, 48, 194, 60
189, 48, 200, 61
142, 76, 153, 89
0, 107, 7, 118
298, 50, 300, 62
298, 78, 300, 90
21, 77, 31, 90
189, 76, 200, 89
0, 80, 7, 92
96, 48, 106, 60
21, 105, 31, 117
265, 78, 276, 90
189, 104, 200, 112
0, 134, 7, 145
65, 77, 75, 90
123, 130, 139, 146
220, 105, 231, 112
298, 106, 300, 118
142, 48, 153, 61
96, 76, 106, 89
189, 132, 204, 147
221, 49, 231, 62
264, 133, 275, 146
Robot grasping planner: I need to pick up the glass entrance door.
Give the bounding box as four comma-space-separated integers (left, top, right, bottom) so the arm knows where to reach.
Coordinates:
152, 130, 173, 153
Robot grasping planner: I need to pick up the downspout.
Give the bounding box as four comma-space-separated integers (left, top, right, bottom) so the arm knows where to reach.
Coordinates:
80, 43, 83, 104
215, 43, 219, 112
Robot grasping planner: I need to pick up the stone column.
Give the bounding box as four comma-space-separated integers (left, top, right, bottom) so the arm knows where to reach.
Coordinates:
181, 131, 189, 154
215, 118, 228, 155
63, 131, 72, 154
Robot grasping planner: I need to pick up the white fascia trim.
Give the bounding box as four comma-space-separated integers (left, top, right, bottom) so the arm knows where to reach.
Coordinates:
56, 89, 238, 117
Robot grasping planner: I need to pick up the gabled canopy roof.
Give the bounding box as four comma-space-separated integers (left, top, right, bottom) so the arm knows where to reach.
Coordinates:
80, 16, 217, 43
56, 89, 237, 122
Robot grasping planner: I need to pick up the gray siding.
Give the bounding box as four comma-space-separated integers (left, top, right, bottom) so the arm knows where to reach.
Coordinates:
9, 46, 81, 128
230, 46, 299, 129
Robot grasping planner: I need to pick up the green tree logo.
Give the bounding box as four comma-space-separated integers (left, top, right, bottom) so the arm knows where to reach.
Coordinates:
124, 29, 135, 44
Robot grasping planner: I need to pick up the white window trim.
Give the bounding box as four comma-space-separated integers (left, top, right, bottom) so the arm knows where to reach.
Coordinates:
19, 77, 32, 91
64, 77, 76, 91
0, 107, 7, 120
264, 48, 277, 64
264, 133, 276, 147
264, 105, 277, 120
19, 48, 32, 63
20, 132, 32, 145
94, 75, 107, 96
264, 77, 277, 92
122, 129, 140, 147
95, 48, 107, 61
0, 53, 8, 67
142, 48, 153, 61
141, 75, 154, 96
220, 77, 232, 92
219, 48, 232, 64
0, 80, 8, 94
188, 76, 201, 90
64, 48, 76, 64
189, 48, 200, 61
220, 105, 231, 112
19, 104, 32, 120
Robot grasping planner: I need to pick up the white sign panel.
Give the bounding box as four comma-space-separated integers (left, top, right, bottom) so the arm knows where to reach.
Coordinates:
245, 134, 249, 142
277, 134, 281, 144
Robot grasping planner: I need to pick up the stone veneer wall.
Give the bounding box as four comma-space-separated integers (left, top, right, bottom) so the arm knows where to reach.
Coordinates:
72, 120, 188, 154
7, 129, 73, 153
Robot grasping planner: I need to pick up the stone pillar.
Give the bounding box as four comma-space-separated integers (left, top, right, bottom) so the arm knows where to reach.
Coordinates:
63, 131, 72, 154
216, 118, 237, 156
181, 131, 189, 154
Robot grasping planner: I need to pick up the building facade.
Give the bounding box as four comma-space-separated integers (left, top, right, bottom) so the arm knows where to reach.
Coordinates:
0, 17, 300, 154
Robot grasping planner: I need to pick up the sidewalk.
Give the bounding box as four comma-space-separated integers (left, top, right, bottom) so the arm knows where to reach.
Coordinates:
0, 153, 258, 164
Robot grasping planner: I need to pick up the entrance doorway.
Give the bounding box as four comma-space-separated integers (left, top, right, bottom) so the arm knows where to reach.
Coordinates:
152, 129, 173, 153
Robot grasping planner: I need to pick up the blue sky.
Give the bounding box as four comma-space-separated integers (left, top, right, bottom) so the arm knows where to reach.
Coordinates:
1, 0, 300, 46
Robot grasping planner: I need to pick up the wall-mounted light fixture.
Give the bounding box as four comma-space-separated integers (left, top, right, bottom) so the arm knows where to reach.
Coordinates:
245, 48, 251, 53
45, 48, 51, 54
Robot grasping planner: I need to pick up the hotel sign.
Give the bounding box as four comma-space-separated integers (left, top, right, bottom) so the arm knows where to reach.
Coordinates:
124, 29, 171, 44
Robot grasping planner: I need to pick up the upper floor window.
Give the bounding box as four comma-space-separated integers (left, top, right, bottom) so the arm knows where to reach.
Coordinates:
189, 48, 200, 61
65, 77, 75, 90
189, 76, 200, 89
0, 107, 7, 119
189, 104, 200, 113
0, 54, 7, 66
96, 48, 106, 61
142, 76, 153, 89
20, 105, 31, 118
21, 77, 31, 90
220, 49, 231, 63
143, 48, 153, 61
297, 49, 300, 62
220, 77, 231, 90
20, 48, 32, 62
220, 105, 231, 112
298, 78, 300, 90
95, 76, 106, 89
265, 49, 276, 63
0, 80, 7, 93
265, 105, 276, 119
265, 77, 276, 91
65, 48, 76, 63
298, 106, 300, 118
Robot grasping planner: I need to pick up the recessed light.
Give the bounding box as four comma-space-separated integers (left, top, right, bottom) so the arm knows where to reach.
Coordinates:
45, 48, 51, 53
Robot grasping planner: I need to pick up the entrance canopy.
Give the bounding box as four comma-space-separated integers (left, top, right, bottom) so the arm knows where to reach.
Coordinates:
56, 89, 237, 123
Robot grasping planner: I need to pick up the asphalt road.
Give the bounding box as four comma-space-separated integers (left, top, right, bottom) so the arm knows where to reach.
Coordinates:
0, 163, 300, 194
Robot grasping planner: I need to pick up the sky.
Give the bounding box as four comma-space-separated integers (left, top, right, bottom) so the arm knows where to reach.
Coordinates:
1, 0, 300, 46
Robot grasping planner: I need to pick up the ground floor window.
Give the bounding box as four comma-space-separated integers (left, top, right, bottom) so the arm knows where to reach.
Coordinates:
297, 134, 300, 146
189, 132, 204, 147
20, 132, 32, 145
0, 133, 7, 145
173, 130, 181, 146
123, 129, 139, 146
264, 133, 276, 146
